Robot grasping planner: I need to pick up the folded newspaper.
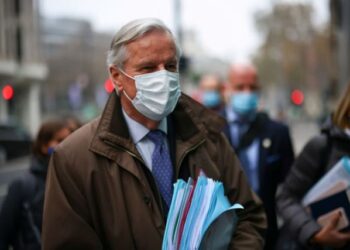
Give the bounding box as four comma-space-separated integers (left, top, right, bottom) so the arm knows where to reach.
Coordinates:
162, 175, 243, 250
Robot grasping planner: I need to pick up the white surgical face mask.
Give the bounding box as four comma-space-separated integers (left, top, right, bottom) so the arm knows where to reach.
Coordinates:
119, 69, 181, 121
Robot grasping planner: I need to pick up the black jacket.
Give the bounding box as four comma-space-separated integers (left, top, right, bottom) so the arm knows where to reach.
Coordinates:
276, 118, 350, 249
0, 155, 48, 250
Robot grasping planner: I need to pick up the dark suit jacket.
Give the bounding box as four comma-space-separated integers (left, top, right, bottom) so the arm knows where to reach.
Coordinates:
221, 110, 294, 249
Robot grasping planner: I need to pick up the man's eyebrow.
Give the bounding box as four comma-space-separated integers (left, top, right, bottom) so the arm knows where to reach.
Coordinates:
135, 60, 155, 67
135, 58, 177, 67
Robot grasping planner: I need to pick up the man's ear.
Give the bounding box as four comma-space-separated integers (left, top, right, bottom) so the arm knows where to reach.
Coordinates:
109, 66, 123, 93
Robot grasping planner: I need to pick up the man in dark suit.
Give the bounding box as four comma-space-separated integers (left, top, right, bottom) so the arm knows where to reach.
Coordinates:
221, 63, 295, 250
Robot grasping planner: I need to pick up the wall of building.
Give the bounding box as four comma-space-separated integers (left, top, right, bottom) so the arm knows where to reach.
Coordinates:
0, 0, 47, 136
331, 0, 350, 93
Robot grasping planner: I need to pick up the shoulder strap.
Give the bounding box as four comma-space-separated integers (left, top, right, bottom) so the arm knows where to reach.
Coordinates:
21, 173, 42, 245
315, 133, 332, 173
319, 133, 332, 172
21, 173, 37, 203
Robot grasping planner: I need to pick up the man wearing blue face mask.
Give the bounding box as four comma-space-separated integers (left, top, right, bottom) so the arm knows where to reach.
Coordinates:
198, 74, 224, 112
221, 63, 295, 250
42, 18, 267, 249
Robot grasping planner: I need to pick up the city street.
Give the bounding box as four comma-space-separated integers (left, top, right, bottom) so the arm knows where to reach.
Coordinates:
0, 0, 348, 248
290, 120, 319, 155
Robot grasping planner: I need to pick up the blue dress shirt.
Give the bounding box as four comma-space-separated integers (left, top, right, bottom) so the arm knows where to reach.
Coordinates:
225, 106, 260, 192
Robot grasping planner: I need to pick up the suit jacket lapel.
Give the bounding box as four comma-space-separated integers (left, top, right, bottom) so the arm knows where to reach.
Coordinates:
220, 109, 234, 146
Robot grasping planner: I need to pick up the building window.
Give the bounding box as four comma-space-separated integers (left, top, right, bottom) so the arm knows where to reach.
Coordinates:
14, 0, 22, 62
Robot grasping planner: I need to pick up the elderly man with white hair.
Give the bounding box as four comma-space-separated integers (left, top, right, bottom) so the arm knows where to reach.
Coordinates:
42, 18, 267, 249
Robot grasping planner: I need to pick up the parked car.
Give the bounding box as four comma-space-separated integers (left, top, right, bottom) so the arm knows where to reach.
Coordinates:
0, 123, 32, 164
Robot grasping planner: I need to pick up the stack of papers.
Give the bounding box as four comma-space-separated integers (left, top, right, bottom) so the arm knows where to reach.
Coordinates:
162, 175, 243, 250
302, 156, 350, 230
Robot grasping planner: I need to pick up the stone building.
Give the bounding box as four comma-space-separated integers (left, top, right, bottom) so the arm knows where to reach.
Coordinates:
0, 0, 47, 136
330, 0, 350, 93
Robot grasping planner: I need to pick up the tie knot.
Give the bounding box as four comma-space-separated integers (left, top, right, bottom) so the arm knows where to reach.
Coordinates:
147, 130, 164, 145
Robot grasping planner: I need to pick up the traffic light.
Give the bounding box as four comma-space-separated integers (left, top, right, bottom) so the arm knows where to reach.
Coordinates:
290, 89, 304, 106
2, 85, 14, 100
104, 79, 114, 93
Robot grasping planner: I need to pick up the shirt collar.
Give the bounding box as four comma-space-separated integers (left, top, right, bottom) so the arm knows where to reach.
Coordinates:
122, 109, 167, 143
225, 106, 240, 123
225, 105, 257, 125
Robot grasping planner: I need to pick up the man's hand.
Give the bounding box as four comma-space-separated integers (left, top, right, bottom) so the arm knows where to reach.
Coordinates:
310, 211, 350, 248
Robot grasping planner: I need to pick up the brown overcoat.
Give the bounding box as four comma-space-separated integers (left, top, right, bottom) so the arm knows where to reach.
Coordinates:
42, 93, 266, 249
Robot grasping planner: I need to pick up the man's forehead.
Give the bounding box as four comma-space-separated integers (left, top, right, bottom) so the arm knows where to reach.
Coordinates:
229, 64, 258, 85
128, 32, 175, 50
231, 75, 258, 85
200, 76, 221, 89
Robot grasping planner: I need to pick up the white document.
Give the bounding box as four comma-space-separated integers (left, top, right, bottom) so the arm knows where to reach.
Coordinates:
302, 157, 350, 206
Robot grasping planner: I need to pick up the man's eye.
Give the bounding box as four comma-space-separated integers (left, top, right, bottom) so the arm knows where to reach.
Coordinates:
142, 66, 153, 70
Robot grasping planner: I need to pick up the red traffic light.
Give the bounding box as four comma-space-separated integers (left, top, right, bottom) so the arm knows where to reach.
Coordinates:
104, 79, 114, 93
2, 85, 14, 100
291, 89, 304, 106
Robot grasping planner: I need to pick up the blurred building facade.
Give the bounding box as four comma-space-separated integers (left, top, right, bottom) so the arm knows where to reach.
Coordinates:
252, 3, 334, 122
40, 18, 94, 115
330, 0, 350, 93
0, 0, 47, 136
40, 17, 112, 122
180, 29, 230, 95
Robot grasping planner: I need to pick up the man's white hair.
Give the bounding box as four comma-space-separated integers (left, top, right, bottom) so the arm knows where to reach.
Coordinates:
106, 18, 182, 69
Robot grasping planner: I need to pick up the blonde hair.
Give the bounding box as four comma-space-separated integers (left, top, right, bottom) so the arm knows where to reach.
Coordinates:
333, 82, 350, 129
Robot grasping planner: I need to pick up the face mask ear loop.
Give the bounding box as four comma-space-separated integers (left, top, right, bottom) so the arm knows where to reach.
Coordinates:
123, 90, 134, 103
118, 67, 135, 80
117, 67, 136, 103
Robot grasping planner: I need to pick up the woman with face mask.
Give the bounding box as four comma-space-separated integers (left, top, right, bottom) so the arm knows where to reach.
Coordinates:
0, 119, 71, 250
277, 82, 350, 250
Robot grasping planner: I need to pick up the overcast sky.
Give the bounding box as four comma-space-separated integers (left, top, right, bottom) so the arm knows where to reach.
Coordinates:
39, 0, 329, 63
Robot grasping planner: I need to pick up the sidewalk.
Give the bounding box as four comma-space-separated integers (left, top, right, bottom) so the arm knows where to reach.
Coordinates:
289, 121, 319, 155
0, 156, 30, 170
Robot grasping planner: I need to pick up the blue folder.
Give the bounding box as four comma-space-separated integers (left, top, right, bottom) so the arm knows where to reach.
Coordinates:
162, 176, 243, 250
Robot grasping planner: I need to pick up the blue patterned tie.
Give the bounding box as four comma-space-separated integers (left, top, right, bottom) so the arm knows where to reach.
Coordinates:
147, 130, 174, 207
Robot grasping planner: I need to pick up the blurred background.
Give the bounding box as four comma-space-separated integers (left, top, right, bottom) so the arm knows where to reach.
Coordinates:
0, 0, 349, 196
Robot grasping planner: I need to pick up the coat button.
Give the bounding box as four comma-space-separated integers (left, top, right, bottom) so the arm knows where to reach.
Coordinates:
262, 138, 271, 148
